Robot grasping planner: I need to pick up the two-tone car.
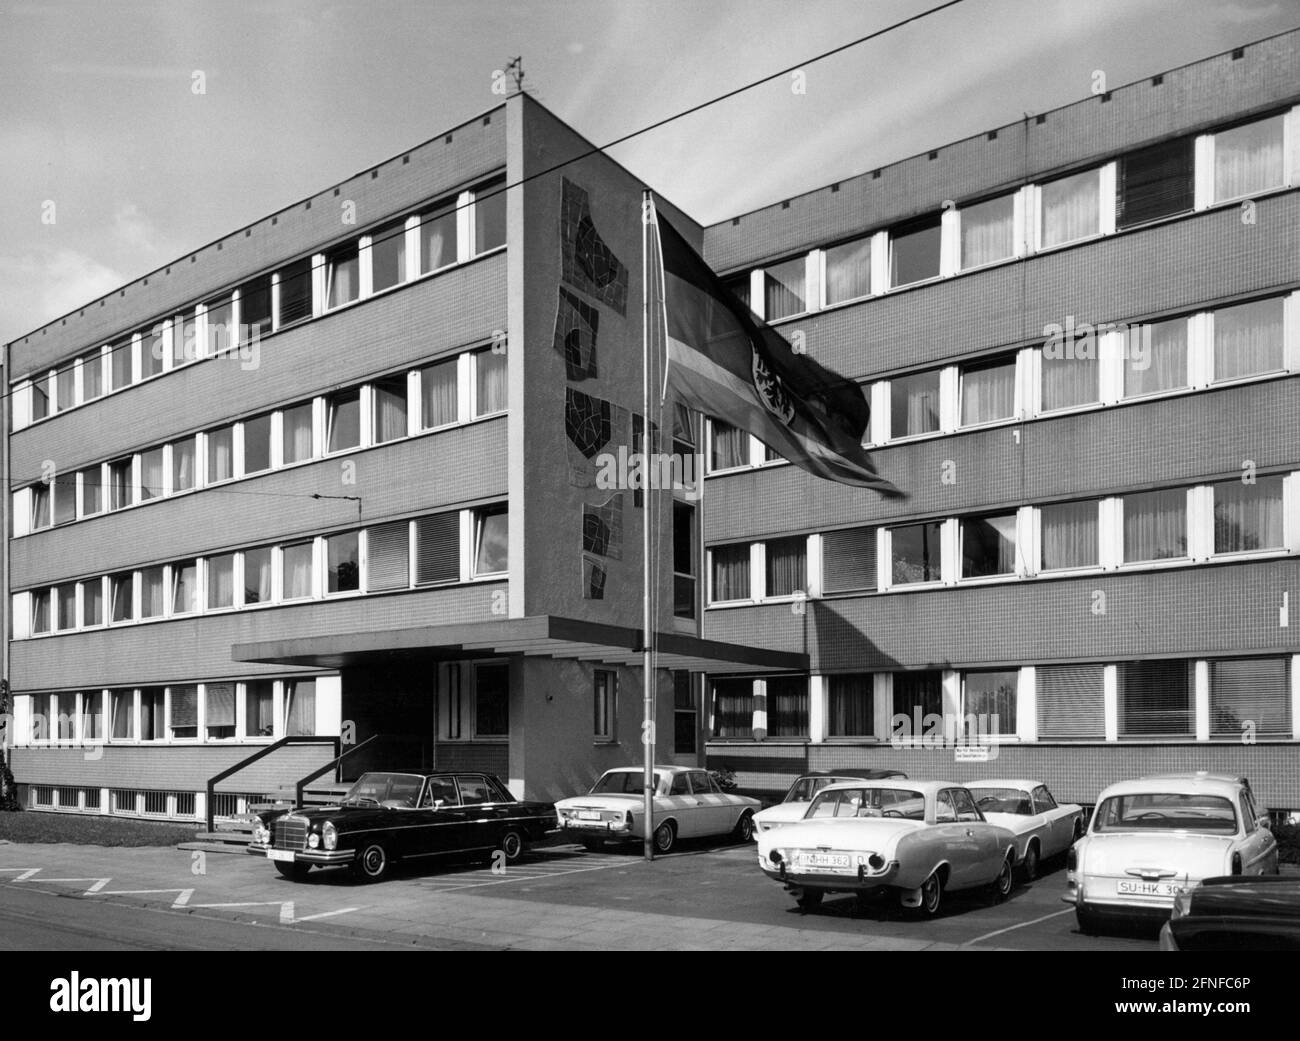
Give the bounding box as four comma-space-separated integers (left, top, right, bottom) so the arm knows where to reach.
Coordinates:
555, 766, 760, 853
249, 770, 557, 882
751, 770, 908, 838
1064, 771, 1279, 933
756, 779, 1019, 916
966, 779, 1084, 880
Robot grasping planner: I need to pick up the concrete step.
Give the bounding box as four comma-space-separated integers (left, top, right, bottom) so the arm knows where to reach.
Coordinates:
193, 830, 254, 845
178, 840, 253, 855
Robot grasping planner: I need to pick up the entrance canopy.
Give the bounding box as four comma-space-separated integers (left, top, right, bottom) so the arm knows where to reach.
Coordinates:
231, 614, 808, 674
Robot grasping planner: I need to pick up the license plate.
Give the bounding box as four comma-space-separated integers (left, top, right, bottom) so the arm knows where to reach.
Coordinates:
1117, 880, 1179, 897
795, 852, 850, 869
266, 849, 296, 863
577, 811, 602, 821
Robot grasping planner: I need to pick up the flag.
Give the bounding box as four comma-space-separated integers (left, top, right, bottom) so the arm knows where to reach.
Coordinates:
650, 201, 902, 495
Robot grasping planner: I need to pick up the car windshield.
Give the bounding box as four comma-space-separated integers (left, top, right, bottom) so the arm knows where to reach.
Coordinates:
805, 787, 927, 821
1094, 793, 1239, 833
970, 788, 1032, 814
590, 771, 661, 795
342, 772, 425, 808
784, 776, 840, 803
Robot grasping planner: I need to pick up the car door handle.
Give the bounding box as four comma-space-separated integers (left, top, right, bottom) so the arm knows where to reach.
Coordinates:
965, 829, 975, 837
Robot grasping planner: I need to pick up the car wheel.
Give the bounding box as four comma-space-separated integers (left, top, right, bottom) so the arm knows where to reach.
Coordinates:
1076, 902, 1102, 935
991, 854, 1014, 901
351, 842, 390, 883
652, 820, 676, 854
795, 888, 824, 910
913, 870, 944, 917
580, 838, 604, 852
732, 811, 755, 843
274, 861, 311, 881
498, 829, 525, 865
1022, 843, 1040, 882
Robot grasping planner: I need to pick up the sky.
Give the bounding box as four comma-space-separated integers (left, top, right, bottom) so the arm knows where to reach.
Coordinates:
0, 0, 1295, 344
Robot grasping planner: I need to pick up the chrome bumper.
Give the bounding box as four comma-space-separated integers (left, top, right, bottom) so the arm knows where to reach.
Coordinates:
247, 844, 356, 865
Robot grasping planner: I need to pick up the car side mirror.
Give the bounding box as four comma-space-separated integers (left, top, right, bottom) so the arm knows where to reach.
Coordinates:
1257, 814, 1272, 831
434, 799, 446, 810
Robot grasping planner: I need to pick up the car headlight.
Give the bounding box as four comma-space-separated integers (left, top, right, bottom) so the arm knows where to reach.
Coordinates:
308, 832, 320, 849
1170, 889, 1194, 920
253, 824, 270, 845
322, 822, 337, 851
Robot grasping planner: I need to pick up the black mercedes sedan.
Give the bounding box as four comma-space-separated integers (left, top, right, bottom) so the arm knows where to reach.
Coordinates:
1160, 875, 1300, 950
248, 771, 557, 882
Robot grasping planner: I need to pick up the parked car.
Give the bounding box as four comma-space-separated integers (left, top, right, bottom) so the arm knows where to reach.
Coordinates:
966, 779, 1084, 880
752, 770, 908, 838
1159, 875, 1300, 950
555, 766, 760, 853
756, 779, 1018, 916
1064, 772, 1279, 933
248, 770, 557, 883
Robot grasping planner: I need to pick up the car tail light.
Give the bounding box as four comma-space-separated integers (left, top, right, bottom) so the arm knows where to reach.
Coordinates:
1231, 853, 1242, 875
1067, 847, 1077, 871
868, 854, 885, 871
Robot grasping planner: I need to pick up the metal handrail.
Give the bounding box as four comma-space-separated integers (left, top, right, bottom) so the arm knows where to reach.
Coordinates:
293, 734, 381, 807
205, 735, 339, 832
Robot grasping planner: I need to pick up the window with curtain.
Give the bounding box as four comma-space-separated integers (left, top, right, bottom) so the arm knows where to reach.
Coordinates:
474, 663, 509, 737
891, 522, 942, 584
52, 472, 75, 525
763, 256, 806, 319
824, 236, 872, 304
207, 554, 235, 610
281, 402, 314, 465
110, 689, 135, 740
474, 178, 507, 253
110, 572, 134, 622
326, 532, 360, 594
1041, 347, 1099, 412
1117, 137, 1193, 228
80, 466, 102, 515
55, 584, 76, 630
415, 512, 459, 585
475, 347, 507, 416
139, 447, 163, 501
1214, 114, 1285, 202
367, 520, 410, 591
1210, 657, 1290, 739
960, 193, 1016, 269
245, 680, 275, 737
82, 697, 103, 741
828, 673, 874, 737
171, 560, 198, 615
171, 437, 195, 493
822, 527, 877, 593
890, 370, 940, 438
240, 275, 273, 341
55, 363, 75, 412
766, 676, 809, 737
277, 258, 313, 327
111, 337, 133, 390
1040, 168, 1100, 247
325, 243, 359, 308
206, 426, 234, 483
1040, 500, 1099, 570
420, 358, 458, 428
1124, 489, 1187, 562
1120, 660, 1192, 737
370, 220, 407, 292
243, 413, 273, 474
170, 684, 198, 739
109, 458, 133, 510
711, 678, 754, 738
961, 514, 1017, 578
674, 671, 697, 754
1037, 664, 1105, 740
473, 506, 509, 576
327, 388, 361, 452
243, 546, 273, 604
421, 199, 458, 272
1124, 317, 1188, 397
1213, 296, 1284, 381
960, 356, 1016, 425
284, 679, 316, 737
81, 349, 103, 400
371, 375, 408, 444
889, 216, 941, 288
205, 682, 237, 739
31, 589, 50, 634
1214, 476, 1283, 554
892, 670, 943, 721
765, 536, 806, 598
140, 566, 165, 618
710, 420, 749, 470
711, 543, 750, 601
962, 670, 1017, 735
141, 687, 166, 740
142, 321, 166, 377
174, 313, 197, 366
281, 542, 314, 600
205, 296, 234, 355
82, 578, 103, 626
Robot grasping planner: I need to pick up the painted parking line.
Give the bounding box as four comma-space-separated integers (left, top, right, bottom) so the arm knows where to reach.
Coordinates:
413, 854, 632, 891
962, 907, 1075, 946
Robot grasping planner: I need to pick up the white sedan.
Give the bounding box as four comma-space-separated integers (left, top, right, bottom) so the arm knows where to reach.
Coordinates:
556, 766, 760, 853
752, 771, 907, 838
966, 779, 1084, 880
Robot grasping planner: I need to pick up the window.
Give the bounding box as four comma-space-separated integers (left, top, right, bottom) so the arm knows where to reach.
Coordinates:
82, 578, 104, 627
325, 243, 359, 308
1040, 168, 1100, 247
110, 338, 133, 391
415, 513, 459, 585
962, 670, 1017, 735
960, 194, 1016, 269
961, 514, 1016, 579
935, 791, 957, 823
710, 420, 749, 470
890, 522, 942, 585
475, 663, 509, 737
367, 520, 410, 591
1041, 345, 1099, 412
171, 437, 196, 493
205, 683, 236, 739
281, 402, 314, 465
710, 543, 750, 601
370, 220, 407, 292
369, 375, 408, 444
764, 676, 809, 737
281, 542, 314, 600
711, 677, 753, 738
140, 687, 165, 741
420, 358, 458, 428
475, 347, 507, 417
1124, 317, 1187, 397
54, 364, 75, 412
284, 680, 316, 737
243, 546, 273, 605
1033, 786, 1059, 813
421, 199, 458, 273
173, 312, 197, 367
30, 590, 51, 634
725, 275, 751, 312
170, 561, 198, 615
1210, 657, 1290, 739
1214, 114, 1285, 202
889, 216, 941, 288
1123, 488, 1186, 562
140, 447, 164, 502
1040, 500, 1099, 570
31, 483, 50, 529
326, 388, 361, 452
277, 259, 313, 327
824, 236, 872, 304
243, 413, 273, 474
80, 466, 102, 516
31, 377, 50, 421
765, 536, 806, 598
239, 276, 272, 342
142, 321, 166, 378
960, 357, 1016, 425
473, 506, 509, 577
1214, 476, 1283, 554
828, 673, 873, 737
80, 349, 103, 401
1120, 659, 1192, 737
167, 685, 198, 739
594, 670, 616, 742
890, 370, 940, 438
763, 256, 806, 319
109, 458, 133, 510
1117, 137, 1193, 228
246, 680, 274, 737
206, 425, 235, 483
110, 572, 134, 623
207, 554, 235, 610
1213, 296, 1284, 381
206, 296, 234, 355
673, 672, 697, 754
140, 566, 165, 618
474, 178, 507, 253
52, 472, 76, 525
1036, 663, 1105, 740
110, 689, 135, 740
672, 501, 696, 619
55, 584, 76, 631
822, 526, 876, 594
326, 531, 360, 594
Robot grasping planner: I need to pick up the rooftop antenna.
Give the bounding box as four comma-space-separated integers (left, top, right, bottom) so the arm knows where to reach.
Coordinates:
505, 57, 525, 95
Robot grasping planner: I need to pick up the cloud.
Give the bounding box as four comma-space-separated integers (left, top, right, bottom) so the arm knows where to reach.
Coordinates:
0, 249, 125, 344
111, 202, 159, 254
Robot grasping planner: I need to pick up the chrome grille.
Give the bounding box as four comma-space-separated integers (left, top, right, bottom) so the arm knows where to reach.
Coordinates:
271, 816, 308, 850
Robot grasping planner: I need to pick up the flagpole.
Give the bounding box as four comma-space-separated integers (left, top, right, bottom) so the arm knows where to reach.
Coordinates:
641, 189, 655, 862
